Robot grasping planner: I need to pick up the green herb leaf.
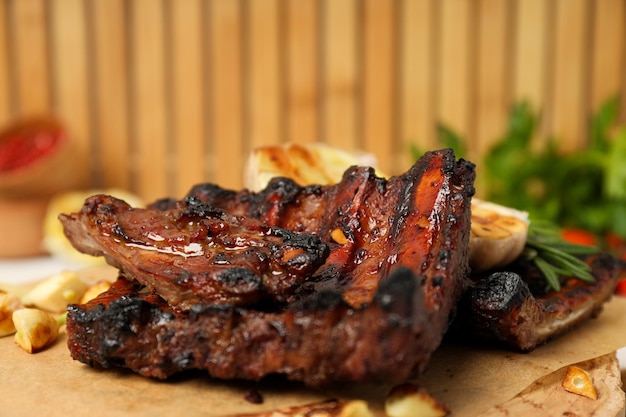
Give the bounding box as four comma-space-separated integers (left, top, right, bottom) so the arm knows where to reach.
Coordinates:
532, 256, 562, 292
525, 221, 598, 292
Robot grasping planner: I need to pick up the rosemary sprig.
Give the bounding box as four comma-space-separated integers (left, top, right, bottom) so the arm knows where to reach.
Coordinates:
522, 220, 599, 292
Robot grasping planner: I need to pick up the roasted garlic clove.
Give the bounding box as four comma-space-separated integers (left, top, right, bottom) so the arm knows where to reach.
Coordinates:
12, 308, 60, 353
21, 270, 89, 313
0, 290, 24, 337
468, 198, 529, 272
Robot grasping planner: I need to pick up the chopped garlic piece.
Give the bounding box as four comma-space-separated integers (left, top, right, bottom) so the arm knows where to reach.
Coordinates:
21, 270, 89, 313
337, 400, 373, 417
385, 383, 449, 417
562, 366, 598, 400
79, 280, 112, 304
0, 290, 24, 337
331, 228, 350, 245
12, 308, 60, 353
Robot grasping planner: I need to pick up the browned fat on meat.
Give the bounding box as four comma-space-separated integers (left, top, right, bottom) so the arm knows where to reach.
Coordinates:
64, 149, 476, 385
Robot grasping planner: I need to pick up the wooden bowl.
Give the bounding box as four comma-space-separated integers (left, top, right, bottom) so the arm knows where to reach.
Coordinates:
0, 196, 49, 258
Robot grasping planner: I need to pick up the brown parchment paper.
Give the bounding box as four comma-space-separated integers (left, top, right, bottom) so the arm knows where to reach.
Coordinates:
1, 291, 625, 417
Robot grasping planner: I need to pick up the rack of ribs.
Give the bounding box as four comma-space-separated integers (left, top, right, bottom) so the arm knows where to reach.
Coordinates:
61, 149, 476, 385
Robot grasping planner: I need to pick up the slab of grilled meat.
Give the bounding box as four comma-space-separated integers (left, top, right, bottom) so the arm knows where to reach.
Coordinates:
64, 149, 477, 385
161, 150, 475, 310
60, 195, 329, 309
452, 253, 624, 351
67, 268, 432, 386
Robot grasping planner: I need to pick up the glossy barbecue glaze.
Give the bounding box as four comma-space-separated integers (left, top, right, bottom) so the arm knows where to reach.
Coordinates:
60, 196, 329, 309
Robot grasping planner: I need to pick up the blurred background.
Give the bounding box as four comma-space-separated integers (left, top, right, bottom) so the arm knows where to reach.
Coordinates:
1, 0, 626, 258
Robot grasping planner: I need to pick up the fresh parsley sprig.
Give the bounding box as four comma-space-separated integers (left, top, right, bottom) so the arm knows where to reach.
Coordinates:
522, 220, 599, 292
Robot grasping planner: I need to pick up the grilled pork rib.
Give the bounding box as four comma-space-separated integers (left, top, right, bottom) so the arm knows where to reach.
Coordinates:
174, 150, 475, 310
453, 253, 623, 351
67, 268, 431, 386
64, 149, 476, 384
60, 196, 329, 309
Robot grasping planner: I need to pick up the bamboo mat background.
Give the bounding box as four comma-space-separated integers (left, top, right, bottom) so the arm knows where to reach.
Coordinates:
0, 0, 625, 202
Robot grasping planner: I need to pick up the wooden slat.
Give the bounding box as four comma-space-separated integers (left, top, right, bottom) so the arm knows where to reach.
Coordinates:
474, 0, 510, 159
399, 0, 435, 169
362, 0, 395, 174
513, 0, 549, 109
49, 0, 91, 187
91, 0, 131, 190
209, 0, 244, 189
322, 0, 358, 151
11, 0, 51, 116
512, 0, 549, 142
170, 0, 206, 197
0, 0, 11, 125
436, 0, 472, 149
285, 0, 318, 144
589, 0, 626, 112
550, 0, 589, 152
129, 0, 169, 200
247, 0, 281, 149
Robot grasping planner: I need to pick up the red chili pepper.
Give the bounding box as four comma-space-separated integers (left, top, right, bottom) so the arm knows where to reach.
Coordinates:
615, 278, 626, 296
561, 228, 598, 247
